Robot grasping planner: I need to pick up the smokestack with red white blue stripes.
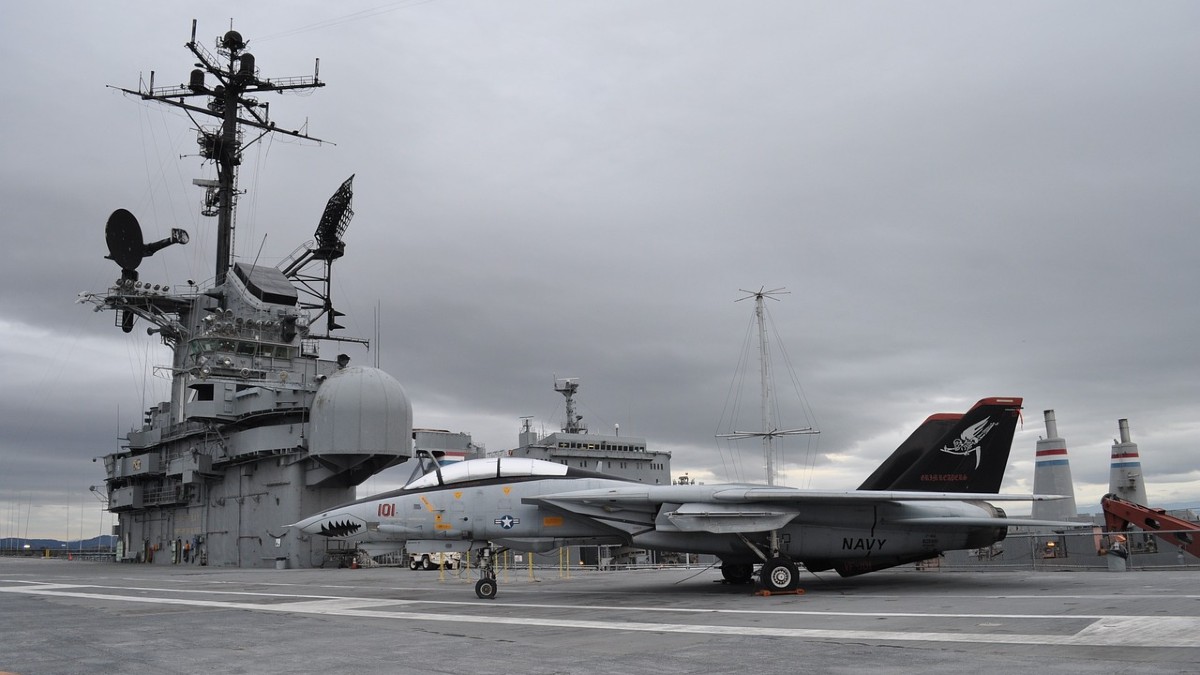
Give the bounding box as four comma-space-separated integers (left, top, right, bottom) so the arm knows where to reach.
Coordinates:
1109, 418, 1149, 506
1032, 410, 1078, 521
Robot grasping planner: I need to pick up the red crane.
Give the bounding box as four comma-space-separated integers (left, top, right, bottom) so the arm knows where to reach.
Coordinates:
1101, 493, 1199, 559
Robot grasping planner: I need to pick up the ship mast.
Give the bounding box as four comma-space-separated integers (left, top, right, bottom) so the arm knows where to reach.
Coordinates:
718, 287, 819, 486
555, 378, 587, 434
115, 20, 326, 285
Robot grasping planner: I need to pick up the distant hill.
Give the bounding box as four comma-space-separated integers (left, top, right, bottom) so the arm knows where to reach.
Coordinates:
0, 535, 117, 551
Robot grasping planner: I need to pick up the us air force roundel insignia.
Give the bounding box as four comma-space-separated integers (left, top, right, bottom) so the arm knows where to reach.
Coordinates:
494, 515, 519, 529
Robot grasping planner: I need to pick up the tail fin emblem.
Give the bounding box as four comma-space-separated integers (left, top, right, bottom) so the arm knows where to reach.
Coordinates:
939, 418, 997, 469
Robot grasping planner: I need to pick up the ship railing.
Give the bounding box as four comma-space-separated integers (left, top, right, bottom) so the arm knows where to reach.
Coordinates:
278, 241, 316, 276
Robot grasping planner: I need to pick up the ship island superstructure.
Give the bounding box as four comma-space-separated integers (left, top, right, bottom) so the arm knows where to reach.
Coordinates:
79, 23, 413, 568
507, 378, 672, 485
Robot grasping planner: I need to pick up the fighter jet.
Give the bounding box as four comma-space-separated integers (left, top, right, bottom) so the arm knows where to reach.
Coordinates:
294, 397, 1077, 598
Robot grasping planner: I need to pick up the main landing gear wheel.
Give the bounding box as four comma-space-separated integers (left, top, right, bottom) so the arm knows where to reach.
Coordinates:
475, 577, 497, 599
721, 563, 754, 584
761, 557, 800, 592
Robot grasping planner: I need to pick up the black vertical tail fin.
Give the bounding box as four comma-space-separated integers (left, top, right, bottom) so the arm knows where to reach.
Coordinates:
880, 397, 1023, 493
857, 413, 962, 490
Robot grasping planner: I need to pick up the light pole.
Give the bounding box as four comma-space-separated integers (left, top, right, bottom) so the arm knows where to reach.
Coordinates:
90, 486, 109, 553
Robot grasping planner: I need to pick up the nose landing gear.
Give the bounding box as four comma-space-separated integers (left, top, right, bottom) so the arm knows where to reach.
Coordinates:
474, 576, 497, 599
474, 545, 498, 599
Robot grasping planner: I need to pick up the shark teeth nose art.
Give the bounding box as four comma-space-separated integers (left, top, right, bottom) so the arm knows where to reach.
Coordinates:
319, 518, 363, 537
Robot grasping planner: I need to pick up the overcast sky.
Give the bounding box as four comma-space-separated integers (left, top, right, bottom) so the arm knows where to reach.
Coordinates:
2, 1, 1198, 540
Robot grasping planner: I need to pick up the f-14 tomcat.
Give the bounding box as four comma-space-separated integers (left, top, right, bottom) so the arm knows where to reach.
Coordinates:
294, 397, 1076, 598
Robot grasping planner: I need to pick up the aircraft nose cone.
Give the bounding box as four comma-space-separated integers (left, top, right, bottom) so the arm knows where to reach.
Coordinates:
290, 513, 328, 535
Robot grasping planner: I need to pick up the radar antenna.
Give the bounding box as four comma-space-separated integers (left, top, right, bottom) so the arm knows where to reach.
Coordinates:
717, 287, 819, 486
104, 209, 190, 282
279, 175, 355, 335
102, 208, 190, 332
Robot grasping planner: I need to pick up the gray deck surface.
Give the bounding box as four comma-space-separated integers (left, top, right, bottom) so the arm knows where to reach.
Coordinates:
2, 557, 1197, 674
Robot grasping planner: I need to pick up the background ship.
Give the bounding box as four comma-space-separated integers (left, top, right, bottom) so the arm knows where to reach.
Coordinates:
79, 22, 414, 568
507, 377, 672, 485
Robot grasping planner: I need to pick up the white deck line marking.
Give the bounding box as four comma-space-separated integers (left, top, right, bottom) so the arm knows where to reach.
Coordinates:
0, 580, 416, 604
1073, 617, 1200, 647
0, 581, 1161, 619
2, 584, 1197, 647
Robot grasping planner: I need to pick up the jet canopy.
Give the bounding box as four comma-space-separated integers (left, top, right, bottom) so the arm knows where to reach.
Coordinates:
404, 457, 568, 490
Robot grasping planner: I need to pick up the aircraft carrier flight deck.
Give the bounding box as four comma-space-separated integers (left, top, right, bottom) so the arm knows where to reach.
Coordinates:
2, 557, 1197, 674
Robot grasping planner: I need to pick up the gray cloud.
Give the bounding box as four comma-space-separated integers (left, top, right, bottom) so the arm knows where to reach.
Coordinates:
3, 1, 1198, 537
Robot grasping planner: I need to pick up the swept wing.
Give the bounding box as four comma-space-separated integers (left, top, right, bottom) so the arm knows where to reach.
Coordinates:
527, 485, 1082, 534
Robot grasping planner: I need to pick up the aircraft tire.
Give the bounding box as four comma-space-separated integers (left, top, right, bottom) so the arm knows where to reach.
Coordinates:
762, 557, 799, 592
720, 563, 754, 584
475, 577, 498, 599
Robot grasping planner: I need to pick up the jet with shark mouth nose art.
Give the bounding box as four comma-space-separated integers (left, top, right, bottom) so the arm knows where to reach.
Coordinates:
293, 397, 1082, 598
